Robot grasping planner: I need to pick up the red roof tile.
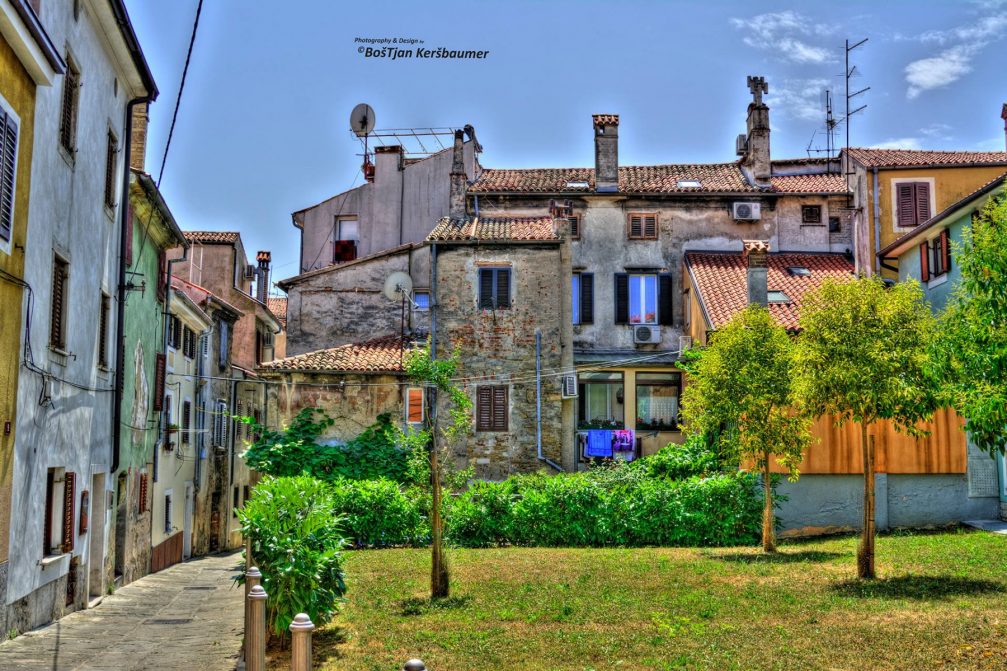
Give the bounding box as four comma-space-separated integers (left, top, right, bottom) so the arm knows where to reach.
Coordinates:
770, 173, 848, 194
592, 114, 620, 126
427, 216, 560, 242
686, 251, 855, 332
258, 335, 410, 374
183, 231, 241, 244
267, 297, 287, 325
470, 163, 761, 194
846, 148, 1007, 169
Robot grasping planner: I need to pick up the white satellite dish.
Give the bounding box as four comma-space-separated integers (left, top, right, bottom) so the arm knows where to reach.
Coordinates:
383, 271, 413, 301
350, 103, 376, 137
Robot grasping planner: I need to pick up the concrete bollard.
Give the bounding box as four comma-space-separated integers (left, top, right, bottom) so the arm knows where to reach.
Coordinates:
244, 567, 262, 663
403, 660, 426, 671
247, 585, 268, 671
289, 612, 315, 671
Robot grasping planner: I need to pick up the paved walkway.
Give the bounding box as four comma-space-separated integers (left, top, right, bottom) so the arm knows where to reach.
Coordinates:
0, 551, 244, 671
964, 519, 1007, 535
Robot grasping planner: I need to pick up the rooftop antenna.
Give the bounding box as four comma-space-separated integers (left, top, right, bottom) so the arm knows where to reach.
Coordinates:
383, 271, 415, 363
804, 88, 840, 173
845, 38, 870, 203
350, 103, 376, 181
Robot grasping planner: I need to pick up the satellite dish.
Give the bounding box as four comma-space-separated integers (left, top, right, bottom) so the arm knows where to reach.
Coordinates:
350, 103, 376, 137
383, 271, 413, 301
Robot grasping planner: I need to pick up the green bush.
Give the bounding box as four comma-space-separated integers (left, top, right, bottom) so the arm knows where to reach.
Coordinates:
329, 478, 430, 547
237, 476, 347, 637
631, 434, 726, 480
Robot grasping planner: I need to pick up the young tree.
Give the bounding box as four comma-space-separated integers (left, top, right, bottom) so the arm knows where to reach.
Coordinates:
934, 185, 1007, 458
401, 342, 472, 599
793, 277, 938, 579
679, 305, 811, 552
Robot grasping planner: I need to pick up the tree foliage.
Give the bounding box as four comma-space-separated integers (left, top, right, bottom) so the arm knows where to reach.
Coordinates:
934, 184, 1007, 457
679, 306, 811, 551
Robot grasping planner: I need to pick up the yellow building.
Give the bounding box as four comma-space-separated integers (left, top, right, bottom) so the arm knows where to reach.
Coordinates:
0, 0, 63, 581
845, 147, 1007, 277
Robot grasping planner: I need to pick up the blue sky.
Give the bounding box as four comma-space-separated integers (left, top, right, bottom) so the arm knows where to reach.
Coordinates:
123, 0, 1007, 285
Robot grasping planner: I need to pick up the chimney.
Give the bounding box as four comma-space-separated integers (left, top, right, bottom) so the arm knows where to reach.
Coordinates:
256, 251, 271, 304
592, 115, 619, 193
741, 76, 771, 185
374, 145, 402, 185
449, 129, 467, 221
742, 240, 769, 307
130, 102, 149, 171
1001, 103, 1007, 151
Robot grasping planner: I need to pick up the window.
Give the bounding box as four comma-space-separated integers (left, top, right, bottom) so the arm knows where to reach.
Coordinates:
59, 58, 80, 155
153, 353, 166, 411
156, 251, 166, 303
767, 291, 791, 304
182, 401, 191, 444
243, 485, 250, 503
476, 385, 508, 432
163, 394, 173, 446
407, 387, 424, 424
232, 486, 240, 517
218, 321, 230, 371
44, 468, 73, 556
138, 473, 148, 514
413, 291, 430, 311
104, 131, 118, 209
627, 212, 658, 240
97, 293, 110, 368
0, 104, 18, 245
50, 255, 69, 350
164, 492, 172, 534
828, 216, 841, 233
677, 179, 702, 188
614, 273, 673, 326
333, 216, 358, 263
182, 326, 195, 359
478, 267, 511, 310
572, 272, 594, 325
801, 205, 822, 224
684, 288, 691, 328
786, 267, 811, 277
636, 373, 681, 431
920, 229, 951, 281
577, 372, 624, 429
568, 216, 581, 240
213, 399, 228, 446
168, 316, 182, 350
896, 182, 932, 228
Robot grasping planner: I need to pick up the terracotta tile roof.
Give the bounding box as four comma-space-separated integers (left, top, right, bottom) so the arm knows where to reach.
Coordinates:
470, 163, 761, 194
427, 216, 560, 242
686, 251, 855, 332
267, 297, 287, 326
259, 335, 409, 374
592, 114, 620, 126
846, 148, 1007, 169
769, 173, 848, 194
183, 231, 241, 244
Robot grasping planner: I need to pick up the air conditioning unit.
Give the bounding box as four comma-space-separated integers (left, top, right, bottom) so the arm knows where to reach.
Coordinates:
736, 133, 748, 156
243, 264, 256, 279
679, 335, 693, 352
560, 374, 578, 399
732, 202, 761, 221
633, 325, 661, 344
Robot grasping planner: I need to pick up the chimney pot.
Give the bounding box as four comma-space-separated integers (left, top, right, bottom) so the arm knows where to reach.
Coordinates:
1001, 103, 1007, 151
449, 130, 467, 221
592, 114, 619, 193
741, 76, 771, 185
256, 251, 271, 303
743, 240, 769, 307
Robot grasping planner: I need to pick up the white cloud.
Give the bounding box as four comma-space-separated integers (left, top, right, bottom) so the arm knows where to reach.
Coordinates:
920, 123, 953, 139
730, 11, 837, 64
869, 137, 923, 150
773, 78, 832, 121
915, 14, 1007, 43
905, 44, 975, 99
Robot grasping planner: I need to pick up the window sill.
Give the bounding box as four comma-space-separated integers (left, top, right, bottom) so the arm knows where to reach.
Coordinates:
800, 223, 826, 227
104, 205, 116, 222
927, 273, 949, 289
49, 347, 69, 367
39, 552, 69, 569
57, 144, 76, 169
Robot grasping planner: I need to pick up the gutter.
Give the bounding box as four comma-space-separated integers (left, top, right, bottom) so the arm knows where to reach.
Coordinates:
107, 0, 158, 99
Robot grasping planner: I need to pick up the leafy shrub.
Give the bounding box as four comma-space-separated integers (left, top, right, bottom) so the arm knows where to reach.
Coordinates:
329, 478, 430, 547
237, 476, 347, 637
631, 434, 726, 480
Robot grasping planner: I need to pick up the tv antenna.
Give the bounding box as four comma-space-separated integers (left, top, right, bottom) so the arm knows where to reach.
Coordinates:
350, 103, 376, 180
845, 38, 870, 202
383, 271, 415, 348
805, 87, 840, 172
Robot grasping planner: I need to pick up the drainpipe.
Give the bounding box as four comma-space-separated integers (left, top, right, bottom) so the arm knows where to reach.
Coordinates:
536, 330, 562, 471
872, 167, 881, 276
430, 243, 438, 357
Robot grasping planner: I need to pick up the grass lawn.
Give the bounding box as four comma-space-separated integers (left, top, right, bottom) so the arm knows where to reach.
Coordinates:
266, 528, 1007, 671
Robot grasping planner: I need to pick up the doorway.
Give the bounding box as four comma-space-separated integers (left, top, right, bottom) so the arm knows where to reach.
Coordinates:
88, 473, 106, 599
183, 482, 193, 560
113, 471, 127, 580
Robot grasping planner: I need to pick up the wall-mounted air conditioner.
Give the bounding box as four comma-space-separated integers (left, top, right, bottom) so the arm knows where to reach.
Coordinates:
732, 202, 761, 221
633, 325, 661, 345
243, 264, 256, 279
560, 374, 578, 399
736, 133, 748, 156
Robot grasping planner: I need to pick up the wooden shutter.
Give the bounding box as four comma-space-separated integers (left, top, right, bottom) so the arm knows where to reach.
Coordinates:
658, 274, 674, 326
218, 322, 229, 369
163, 395, 172, 445
62, 472, 75, 553
580, 273, 594, 324
98, 294, 109, 367
59, 64, 78, 153
643, 215, 657, 239
50, 258, 67, 349
182, 401, 191, 444
478, 269, 494, 309
628, 214, 643, 239
172, 317, 182, 350
138, 473, 148, 514
124, 205, 133, 267
614, 273, 629, 324
0, 110, 16, 243
496, 268, 511, 308
919, 242, 930, 281
569, 216, 580, 239
897, 184, 915, 227
153, 352, 166, 411
492, 386, 508, 431
104, 131, 116, 208
915, 182, 931, 223
407, 388, 424, 423
476, 386, 492, 431
156, 251, 167, 302
940, 229, 951, 273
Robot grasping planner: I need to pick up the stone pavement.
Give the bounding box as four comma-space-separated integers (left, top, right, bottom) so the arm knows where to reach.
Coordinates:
0, 551, 244, 671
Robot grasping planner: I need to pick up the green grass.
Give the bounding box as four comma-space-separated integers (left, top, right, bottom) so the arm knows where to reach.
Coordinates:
266, 528, 1007, 670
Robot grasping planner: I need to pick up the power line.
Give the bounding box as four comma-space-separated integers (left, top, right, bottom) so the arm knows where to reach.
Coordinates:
156, 0, 204, 189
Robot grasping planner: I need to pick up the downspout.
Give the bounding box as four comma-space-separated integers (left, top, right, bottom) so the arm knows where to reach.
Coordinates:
398, 153, 405, 246
536, 330, 563, 471
872, 167, 881, 275
430, 243, 438, 357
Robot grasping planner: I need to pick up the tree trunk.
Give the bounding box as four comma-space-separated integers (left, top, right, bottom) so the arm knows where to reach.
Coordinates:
762, 456, 776, 552
857, 423, 876, 580
429, 432, 449, 599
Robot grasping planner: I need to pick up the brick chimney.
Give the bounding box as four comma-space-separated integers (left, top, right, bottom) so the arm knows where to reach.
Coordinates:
1001, 103, 1007, 151
592, 115, 619, 193
256, 251, 271, 304
130, 102, 149, 171
449, 129, 467, 221
741, 76, 771, 186
743, 240, 769, 307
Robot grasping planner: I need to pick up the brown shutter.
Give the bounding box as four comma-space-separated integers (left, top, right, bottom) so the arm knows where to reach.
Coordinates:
62, 472, 75, 553
79, 490, 89, 535
644, 215, 657, 239
153, 352, 166, 411
0, 111, 16, 243
156, 251, 167, 302
614, 273, 629, 324
476, 386, 492, 431
59, 65, 79, 153
897, 184, 915, 227
496, 268, 511, 308
124, 205, 133, 267
50, 258, 67, 349
919, 242, 930, 281
580, 273, 594, 324
629, 215, 643, 238
182, 401, 191, 444
98, 294, 109, 367
915, 182, 931, 223
104, 131, 116, 208
658, 274, 674, 326
478, 269, 494, 309
407, 388, 424, 423
139, 473, 148, 514
492, 386, 508, 431
569, 216, 580, 239
172, 317, 182, 350
940, 229, 951, 272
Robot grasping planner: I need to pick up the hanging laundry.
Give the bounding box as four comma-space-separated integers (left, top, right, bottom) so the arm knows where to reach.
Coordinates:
584, 429, 614, 458
613, 429, 636, 461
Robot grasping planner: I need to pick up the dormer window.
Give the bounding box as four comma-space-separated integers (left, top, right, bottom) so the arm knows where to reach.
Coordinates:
566, 181, 589, 190
786, 267, 811, 277
767, 290, 791, 304
677, 179, 702, 189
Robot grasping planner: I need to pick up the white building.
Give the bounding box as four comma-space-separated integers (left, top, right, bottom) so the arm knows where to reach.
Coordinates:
6, 0, 156, 629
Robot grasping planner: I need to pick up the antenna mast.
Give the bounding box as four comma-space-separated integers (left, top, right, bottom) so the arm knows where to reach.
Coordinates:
845, 38, 870, 202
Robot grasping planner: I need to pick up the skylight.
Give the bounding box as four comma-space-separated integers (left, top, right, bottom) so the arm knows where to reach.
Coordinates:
677, 179, 702, 188
786, 267, 811, 277
767, 290, 791, 303
566, 180, 589, 189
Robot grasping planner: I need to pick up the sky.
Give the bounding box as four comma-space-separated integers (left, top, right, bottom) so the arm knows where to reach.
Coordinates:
123, 0, 1007, 287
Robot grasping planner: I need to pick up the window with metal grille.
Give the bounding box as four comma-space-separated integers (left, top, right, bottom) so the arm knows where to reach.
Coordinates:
476, 385, 508, 432
104, 131, 117, 209
59, 59, 80, 155
182, 401, 191, 444
801, 205, 822, 224
50, 256, 69, 350
153, 353, 166, 411
0, 105, 18, 244
98, 293, 110, 368
478, 267, 511, 310
627, 212, 658, 240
